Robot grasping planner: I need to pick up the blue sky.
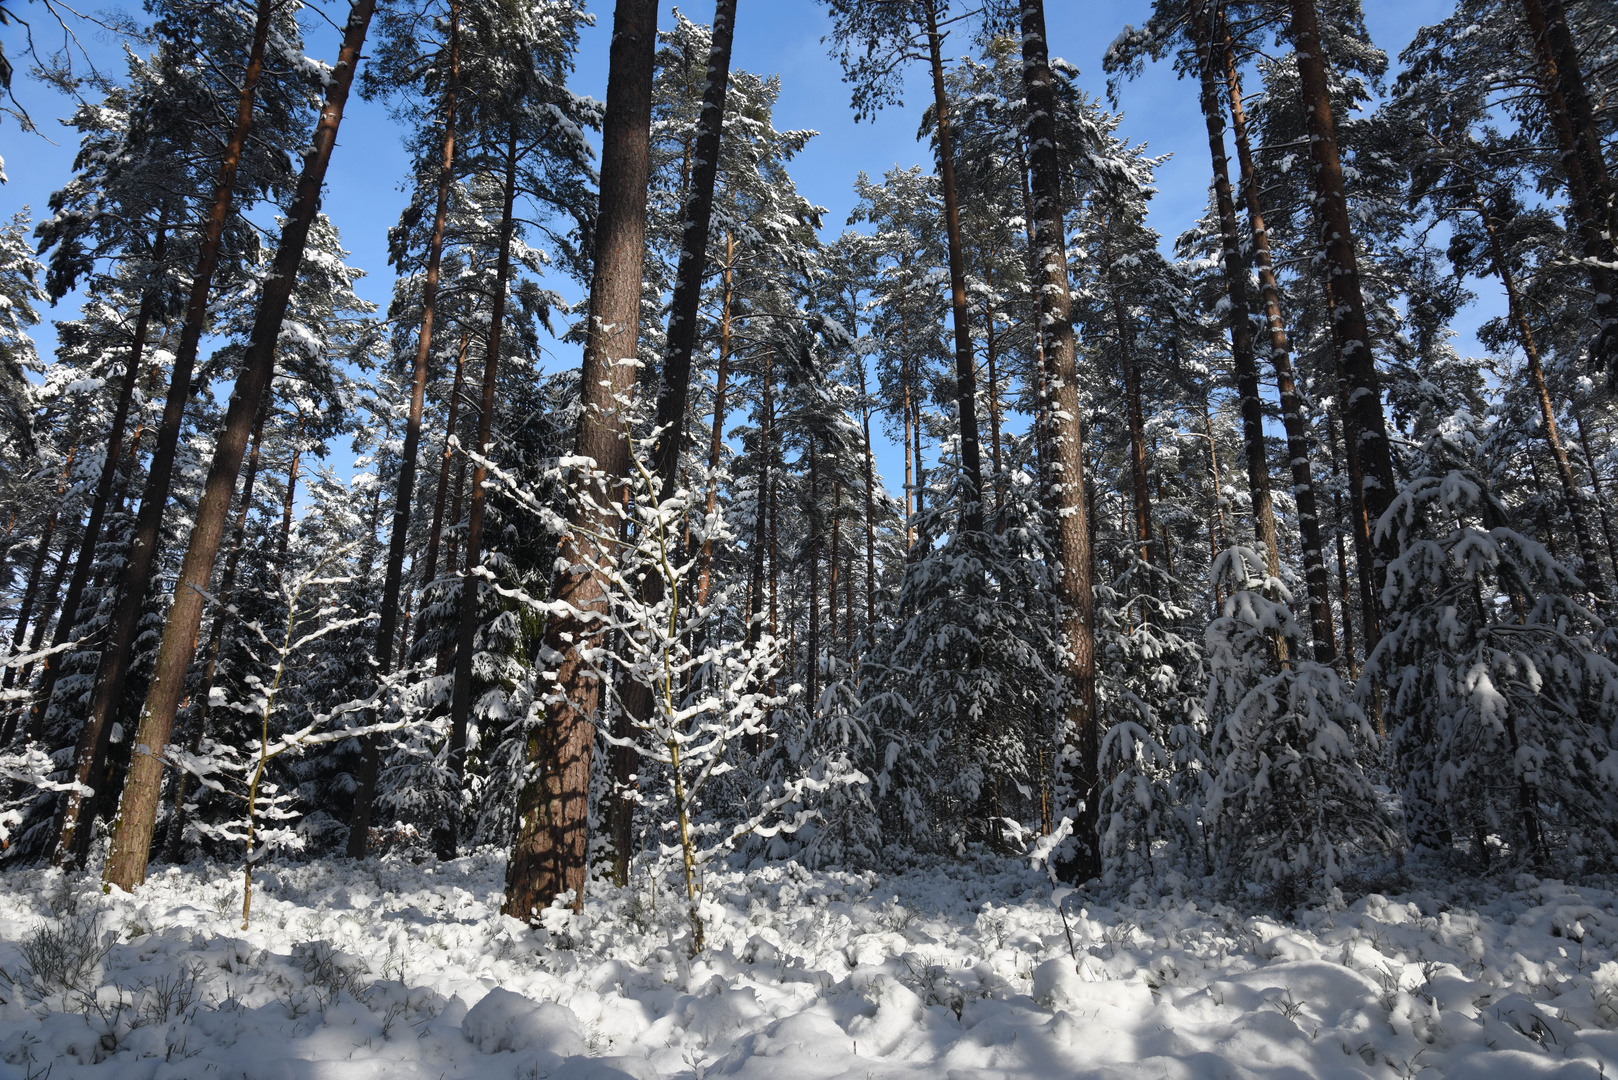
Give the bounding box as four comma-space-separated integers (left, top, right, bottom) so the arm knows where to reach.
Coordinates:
1, 0, 1491, 493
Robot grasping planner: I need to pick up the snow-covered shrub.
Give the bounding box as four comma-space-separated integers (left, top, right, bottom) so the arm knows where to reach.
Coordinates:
1204, 547, 1394, 900
1370, 417, 1618, 869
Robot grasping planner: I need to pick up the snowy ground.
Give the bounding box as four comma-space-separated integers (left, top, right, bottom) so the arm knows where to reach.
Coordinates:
0, 851, 1615, 1079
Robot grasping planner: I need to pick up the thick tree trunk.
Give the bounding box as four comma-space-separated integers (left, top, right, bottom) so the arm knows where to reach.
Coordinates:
164, 402, 268, 863
1476, 197, 1607, 596
100, 0, 377, 892
55, 0, 280, 864
440, 124, 520, 862
504, 0, 657, 920
350, 6, 461, 859
1221, 25, 1336, 661
922, 0, 985, 534
1190, 10, 1281, 590
1286, 0, 1399, 555
1518, 0, 1618, 374
1019, 0, 1099, 882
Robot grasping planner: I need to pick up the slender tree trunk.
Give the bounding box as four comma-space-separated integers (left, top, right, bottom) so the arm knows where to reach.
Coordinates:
420, 331, 472, 626
1110, 275, 1154, 568
1477, 195, 1607, 597
505, 0, 657, 920
10, 525, 78, 717
101, 0, 377, 892
1575, 413, 1618, 583
984, 281, 1004, 512
745, 356, 771, 653
440, 124, 520, 862
829, 478, 840, 658
277, 417, 303, 560
3, 449, 72, 672
1221, 24, 1336, 660
1190, 10, 1282, 589
807, 437, 820, 710
56, 0, 281, 863
26, 258, 163, 744
348, 6, 461, 858
694, 234, 734, 610
1517, 0, 1618, 374
922, 0, 985, 534
1287, 0, 1398, 557
901, 343, 915, 551
164, 402, 268, 862
858, 359, 877, 629
1019, 0, 1099, 882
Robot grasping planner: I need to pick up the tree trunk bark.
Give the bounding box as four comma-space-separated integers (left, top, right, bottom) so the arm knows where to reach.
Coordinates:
440, 123, 520, 862
1286, 0, 1398, 555
807, 436, 820, 710
25, 258, 163, 745
164, 400, 267, 863
1575, 413, 1618, 583
858, 357, 877, 630
277, 416, 303, 560
694, 234, 734, 610
1473, 196, 1606, 595
418, 331, 471, 637
1517, 0, 1618, 374
922, 0, 985, 534
1110, 272, 1154, 569
504, 0, 657, 920
55, 0, 281, 864
1019, 0, 1099, 883
1190, 10, 1282, 590
1221, 22, 1336, 661
100, 0, 377, 892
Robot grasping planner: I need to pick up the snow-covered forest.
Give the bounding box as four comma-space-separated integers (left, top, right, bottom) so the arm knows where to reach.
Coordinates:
0, 0, 1616, 1075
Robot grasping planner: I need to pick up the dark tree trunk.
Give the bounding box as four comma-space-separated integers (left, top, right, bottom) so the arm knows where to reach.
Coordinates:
1019, 0, 1099, 882
1110, 273, 1154, 570
25, 259, 163, 745
807, 437, 820, 711
440, 123, 520, 862
420, 332, 471, 632
1221, 22, 1336, 661
100, 0, 377, 892
1286, 0, 1399, 559
921, 0, 985, 534
164, 401, 268, 863
350, 5, 462, 859
1517, 0, 1618, 374
1190, 8, 1282, 590
1575, 413, 1618, 584
1476, 195, 1607, 598
504, 0, 657, 920
55, 0, 280, 864
694, 233, 734, 611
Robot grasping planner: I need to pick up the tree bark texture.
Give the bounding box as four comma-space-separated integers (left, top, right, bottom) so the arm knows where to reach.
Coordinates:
504, 0, 657, 920
100, 0, 377, 891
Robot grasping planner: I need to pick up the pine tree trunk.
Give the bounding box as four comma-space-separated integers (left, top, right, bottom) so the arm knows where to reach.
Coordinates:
1190, 11, 1281, 588
829, 477, 840, 658
418, 331, 471, 637
694, 234, 733, 610
901, 343, 915, 552
440, 123, 519, 862
55, 0, 280, 863
1019, 0, 1099, 882
277, 418, 302, 560
1476, 195, 1607, 597
858, 360, 877, 629
807, 437, 820, 710
1221, 24, 1336, 661
25, 254, 162, 745
349, 6, 461, 859
1575, 413, 1618, 583
2, 449, 72, 681
100, 0, 377, 892
504, 0, 656, 920
1286, 0, 1398, 558
164, 401, 268, 863
921, 0, 985, 534
1517, 0, 1618, 374
984, 280, 1003, 512
745, 355, 771, 651
11, 525, 77, 709
1110, 273, 1155, 568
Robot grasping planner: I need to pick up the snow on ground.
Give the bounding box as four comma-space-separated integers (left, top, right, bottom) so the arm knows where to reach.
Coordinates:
1, 851, 1616, 1078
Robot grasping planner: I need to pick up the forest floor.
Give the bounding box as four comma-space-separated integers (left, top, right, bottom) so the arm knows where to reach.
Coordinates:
0, 847, 1614, 1079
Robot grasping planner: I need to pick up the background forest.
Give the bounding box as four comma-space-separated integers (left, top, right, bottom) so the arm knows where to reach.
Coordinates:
0, 0, 1614, 937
